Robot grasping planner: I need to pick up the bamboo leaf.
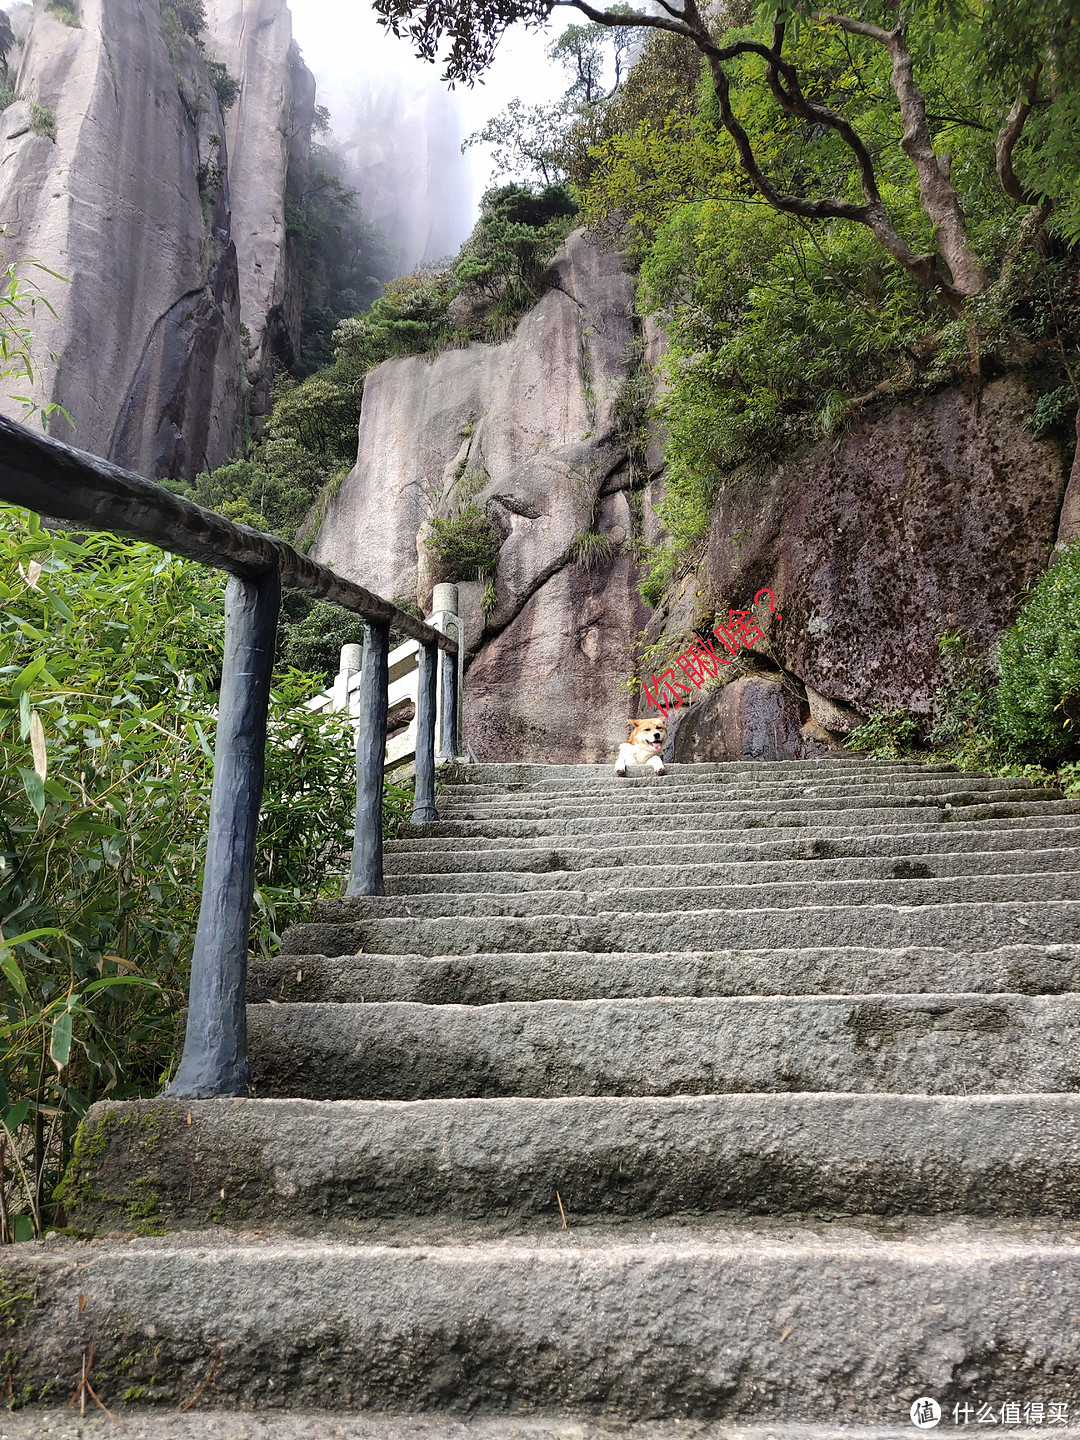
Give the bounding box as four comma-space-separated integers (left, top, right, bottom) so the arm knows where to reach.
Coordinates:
2, 1099, 30, 1131
30, 709, 46, 780
49, 1009, 73, 1071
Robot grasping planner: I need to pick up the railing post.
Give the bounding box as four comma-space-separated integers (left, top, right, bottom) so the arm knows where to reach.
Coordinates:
167, 568, 280, 1098
439, 644, 459, 761
412, 639, 439, 823
431, 582, 461, 761
347, 618, 389, 896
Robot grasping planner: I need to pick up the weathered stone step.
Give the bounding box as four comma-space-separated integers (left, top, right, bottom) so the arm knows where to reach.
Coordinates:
281, 898, 1080, 958
249, 944, 1080, 1006
2, 1414, 1035, 1440
8, 1223, 1080, 1419
405, 799, 1080, 841
64, 1093, 1080, 1236
385, 828, 1080, 876
246, 993, 1080, 1100
385, 847, 1080, 895
386, 811, 1080, 854
437, 777, 1056, 815
446, 764, 975, 798
311, 872, 1080, 924
451, 758, 960, 784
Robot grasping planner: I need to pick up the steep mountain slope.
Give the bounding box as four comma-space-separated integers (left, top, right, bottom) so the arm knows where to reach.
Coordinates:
0, 0, 313, 479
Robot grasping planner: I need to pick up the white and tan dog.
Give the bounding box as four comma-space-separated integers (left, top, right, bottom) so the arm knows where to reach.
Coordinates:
614, 717, 668, 776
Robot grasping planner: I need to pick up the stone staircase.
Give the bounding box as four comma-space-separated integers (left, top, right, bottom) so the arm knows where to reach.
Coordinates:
9, 757, 1080, 1436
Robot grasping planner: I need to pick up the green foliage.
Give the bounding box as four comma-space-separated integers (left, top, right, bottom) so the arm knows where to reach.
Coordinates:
996, 544, 1080, 763
161, 0, 205, 39
287, 144, 396, 377
452, 183, 577, 332
425, 504, 502, 584
0, 510, 366, 1238
0, 229, 70, 430
28, 102, 55, 140
567, 8, 1080, 603
45, 0, 79, 25
205, 58, 240, 112
276, 594, 365, 686
568, 529, 616, 570
845, 710, 925, 760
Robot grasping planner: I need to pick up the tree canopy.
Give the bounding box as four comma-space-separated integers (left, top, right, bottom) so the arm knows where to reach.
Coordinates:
375, 0, 1080, 309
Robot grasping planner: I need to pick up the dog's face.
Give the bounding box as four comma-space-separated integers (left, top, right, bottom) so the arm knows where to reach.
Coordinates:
628, 717, 668, 754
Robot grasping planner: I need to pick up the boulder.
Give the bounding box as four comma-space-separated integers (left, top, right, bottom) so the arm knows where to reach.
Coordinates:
704, 374, 1072, 717
671, 675, 833, 763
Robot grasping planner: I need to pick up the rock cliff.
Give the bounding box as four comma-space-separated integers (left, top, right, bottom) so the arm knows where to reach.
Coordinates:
312, 229, 651, 764
315, 230, 1075, 765
653, 371, 1075, 761
0, 0, 313, 479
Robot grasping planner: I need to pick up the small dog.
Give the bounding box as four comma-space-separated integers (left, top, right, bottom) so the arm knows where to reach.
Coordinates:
614, 717, 668, 776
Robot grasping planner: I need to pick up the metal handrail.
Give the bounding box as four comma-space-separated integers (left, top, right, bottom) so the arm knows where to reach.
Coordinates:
0, 415, 459, 1099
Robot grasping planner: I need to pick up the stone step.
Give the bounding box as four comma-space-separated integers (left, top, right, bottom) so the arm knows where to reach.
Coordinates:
385, 812, 1080, 854
437, 777, 1056, 815
384, 848, 1080, 895
450, 758, 961, 783
63, 1093, 1080, 1236
444, 765, 980, 798
280, 898, 1080, 958
11, 1415, 1060, 1440
249, 944, 1080, 1006
385, 826, 1080, 876
8, 1223, 1080, 1419
311, 872, 1080, 924
246, 993, 1080, 1100
403, 799, 1080, 841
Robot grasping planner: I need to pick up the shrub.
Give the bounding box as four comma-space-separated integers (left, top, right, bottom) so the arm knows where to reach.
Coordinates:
45, 0, 79, 24
28, 101, 55, 140
996, 544, 1080, 764
845, 709, 924, 759
425, 504, 502, 583
568, 529, 615, 570
0, 508, 366, 1237
205, 58, 239, 112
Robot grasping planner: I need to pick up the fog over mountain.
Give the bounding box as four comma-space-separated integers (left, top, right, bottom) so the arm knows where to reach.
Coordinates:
290, 0, 564, 272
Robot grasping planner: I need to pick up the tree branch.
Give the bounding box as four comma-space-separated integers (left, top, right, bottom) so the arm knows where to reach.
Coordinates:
996, 66, 1048, 210
816, 10, 986, 298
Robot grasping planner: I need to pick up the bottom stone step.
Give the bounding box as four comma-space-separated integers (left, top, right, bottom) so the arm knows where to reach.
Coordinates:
6, 1415, 1080, 1440
6, 1224, 1080, 1422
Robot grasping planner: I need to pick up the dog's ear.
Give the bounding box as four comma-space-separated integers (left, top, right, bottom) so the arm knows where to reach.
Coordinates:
626, 718, 638, 736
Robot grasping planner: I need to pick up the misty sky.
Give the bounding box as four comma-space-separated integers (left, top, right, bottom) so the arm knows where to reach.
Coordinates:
290, 0, 568, 230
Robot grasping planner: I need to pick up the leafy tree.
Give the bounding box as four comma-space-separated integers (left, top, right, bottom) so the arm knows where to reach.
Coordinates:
376, 0, 1080, 310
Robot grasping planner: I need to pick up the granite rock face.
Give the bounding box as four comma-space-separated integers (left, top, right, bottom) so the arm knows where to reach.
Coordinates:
703, 374, 1073, 720
312, 230, 650, 764
0, 0, 311, 480
204, 0, 314, 391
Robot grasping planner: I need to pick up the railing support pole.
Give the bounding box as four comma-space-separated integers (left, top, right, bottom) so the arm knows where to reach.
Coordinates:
167, 568, 280, 1099
413, 640, 439, 824
439, 645, 458, 761
347, 619, 389, 896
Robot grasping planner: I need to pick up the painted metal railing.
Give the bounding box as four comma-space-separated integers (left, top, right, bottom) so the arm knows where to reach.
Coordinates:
0, 415, 459, 1099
